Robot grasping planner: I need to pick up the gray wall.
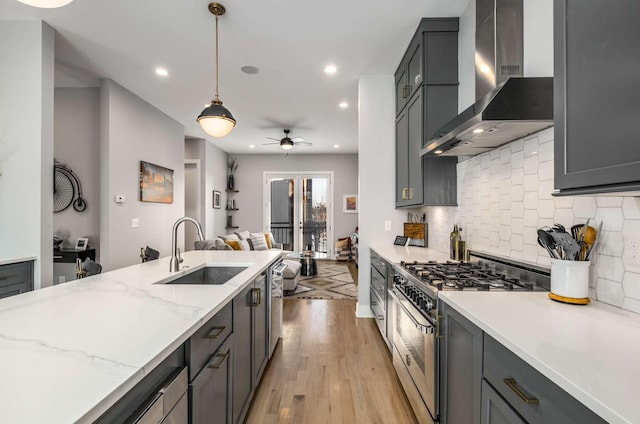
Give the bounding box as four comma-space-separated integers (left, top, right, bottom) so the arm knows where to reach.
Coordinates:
54, 88, 101, 259
99, 79, 185, 271
0, 21, 55, 288
229, 153, 358, 245
185, 138, 228, 239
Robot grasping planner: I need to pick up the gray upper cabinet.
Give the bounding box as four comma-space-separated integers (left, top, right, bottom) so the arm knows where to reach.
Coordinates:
554, 0, 640, 195
395, 18, 459, 208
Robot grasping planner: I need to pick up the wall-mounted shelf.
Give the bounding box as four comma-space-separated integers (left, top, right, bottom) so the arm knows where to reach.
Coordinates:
225, 226, 239, 229
225, 208, 239, 211
225, 189, 239, 193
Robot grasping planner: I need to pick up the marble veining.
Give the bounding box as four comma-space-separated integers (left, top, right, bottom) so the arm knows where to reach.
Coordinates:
0, 250, 281, 424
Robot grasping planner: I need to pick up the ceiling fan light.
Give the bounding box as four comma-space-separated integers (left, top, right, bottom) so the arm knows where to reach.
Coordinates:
197, 100, 236, 137
281, 140, 294, 150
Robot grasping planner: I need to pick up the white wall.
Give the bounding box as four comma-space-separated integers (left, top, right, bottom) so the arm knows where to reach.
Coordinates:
357, 75, 407, 317
54, 88, 101, 258
185, 138, 228, 239
0, 21, 55, 288
99, 79, 185, 271
229, 154, 358, 244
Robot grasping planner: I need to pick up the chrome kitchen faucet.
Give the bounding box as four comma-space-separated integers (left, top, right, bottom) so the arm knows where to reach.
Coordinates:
170, 217, 204, 272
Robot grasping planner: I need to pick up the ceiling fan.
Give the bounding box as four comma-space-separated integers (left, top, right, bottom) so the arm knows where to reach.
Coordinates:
263, 129, 312, 150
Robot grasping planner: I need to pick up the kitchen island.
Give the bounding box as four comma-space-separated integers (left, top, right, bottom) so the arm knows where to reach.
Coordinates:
0, 249, 281, 423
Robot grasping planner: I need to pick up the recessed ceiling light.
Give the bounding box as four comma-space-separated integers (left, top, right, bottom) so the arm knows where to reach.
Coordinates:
16, 0, 73, 8
333, 144, 340, 149
434, 150, 443, 154
339, 102, 349, 109
241, 65, 259, 74
473, 128, 484, 134
324, 64, 337, 74
249, 145, 255, 149
155, 68, 169, 77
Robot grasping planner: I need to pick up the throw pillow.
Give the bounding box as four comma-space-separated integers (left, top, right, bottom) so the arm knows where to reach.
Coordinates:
235, 231, 251, 241
250, 232, 268, 251
264, 232, 272, 249
336, 237, 350, 250
219, 234, 240, 242
238, 239, 251, 251
224, 240, 242, 250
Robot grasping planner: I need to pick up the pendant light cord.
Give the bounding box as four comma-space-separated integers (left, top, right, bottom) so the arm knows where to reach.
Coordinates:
215, 12, 219, 101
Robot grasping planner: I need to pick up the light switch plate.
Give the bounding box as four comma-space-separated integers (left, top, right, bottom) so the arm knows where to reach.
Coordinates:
132, 218, 140, 228
384, 220, 392, 231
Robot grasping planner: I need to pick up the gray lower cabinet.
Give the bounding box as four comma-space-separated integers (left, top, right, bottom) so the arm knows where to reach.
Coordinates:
481, 379, 526, 424
186, 302, 233, 424
190, 337, 232, 424
440, 302, 483, 424
369, 249, 391, 350
0, 261, 34, 299
441, 302, 606, 424
553, 0, 640, 195
233, 271, 269, 424
95, 347, 186, 424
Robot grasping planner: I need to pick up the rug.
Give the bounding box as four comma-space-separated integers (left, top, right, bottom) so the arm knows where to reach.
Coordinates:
284, 263, 357, 300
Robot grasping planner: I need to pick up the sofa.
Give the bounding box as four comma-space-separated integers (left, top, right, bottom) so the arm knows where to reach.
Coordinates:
194, 230, 301, 291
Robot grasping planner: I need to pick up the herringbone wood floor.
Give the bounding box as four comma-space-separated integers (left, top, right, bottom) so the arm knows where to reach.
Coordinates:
245, 298, 417, 424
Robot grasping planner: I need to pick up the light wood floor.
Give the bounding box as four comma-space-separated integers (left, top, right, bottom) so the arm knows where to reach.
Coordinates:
245, 299, 418, 424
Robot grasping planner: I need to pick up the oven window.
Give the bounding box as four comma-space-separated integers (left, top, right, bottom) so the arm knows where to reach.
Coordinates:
396, 306, 426, 373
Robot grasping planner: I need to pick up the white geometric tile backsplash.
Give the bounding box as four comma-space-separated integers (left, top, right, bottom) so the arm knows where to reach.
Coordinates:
421, 127, 640, 313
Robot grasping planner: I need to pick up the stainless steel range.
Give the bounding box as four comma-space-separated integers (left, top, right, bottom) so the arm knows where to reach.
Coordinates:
388, 250, 550, 424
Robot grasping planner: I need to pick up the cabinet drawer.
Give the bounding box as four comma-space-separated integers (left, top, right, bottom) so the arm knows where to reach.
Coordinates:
370, 288, 385, 335
186, 302, 232, 381
370, 254, 387, 279
483, 335, 605, 424
370, 265, 386, 298
0, 262, 32, 286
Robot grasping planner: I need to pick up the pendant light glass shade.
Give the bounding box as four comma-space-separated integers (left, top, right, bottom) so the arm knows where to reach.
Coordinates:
16, 0, 73, 7
198, 2, 236, 138
198, 100, 236, 137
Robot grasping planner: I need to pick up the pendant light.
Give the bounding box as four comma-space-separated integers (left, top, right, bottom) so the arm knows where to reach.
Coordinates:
15, 0, 73, 7
197, 2, 236, 137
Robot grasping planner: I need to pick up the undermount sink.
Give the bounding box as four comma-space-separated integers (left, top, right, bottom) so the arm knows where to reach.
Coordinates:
164, 266, 248, 285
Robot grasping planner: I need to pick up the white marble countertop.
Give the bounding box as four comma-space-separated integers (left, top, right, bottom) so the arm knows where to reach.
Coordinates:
0, 249, 281, 424
0, 256, 37, 266
439, 291, 640, 424
369, 243, 450, 264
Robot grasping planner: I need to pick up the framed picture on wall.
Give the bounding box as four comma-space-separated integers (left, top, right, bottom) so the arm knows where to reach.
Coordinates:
213, 190, 221, 209
343, 194, 358, 213
139, 161, 174, 204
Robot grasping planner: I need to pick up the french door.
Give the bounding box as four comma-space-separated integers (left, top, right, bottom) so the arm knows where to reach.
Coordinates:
264, 172, 333, 257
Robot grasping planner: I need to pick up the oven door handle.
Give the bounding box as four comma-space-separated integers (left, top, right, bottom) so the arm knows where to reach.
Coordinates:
388, 289, 434, 335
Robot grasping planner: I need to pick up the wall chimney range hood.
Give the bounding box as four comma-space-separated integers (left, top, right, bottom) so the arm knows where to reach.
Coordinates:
421, 0, 553, 157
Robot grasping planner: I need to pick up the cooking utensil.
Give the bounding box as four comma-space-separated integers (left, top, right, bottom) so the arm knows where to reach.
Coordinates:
570, 224, 583, 240
537, 229, 559, 259
584, 221, 603, 261
552, 223, 567, 233
548, 231, 582, 261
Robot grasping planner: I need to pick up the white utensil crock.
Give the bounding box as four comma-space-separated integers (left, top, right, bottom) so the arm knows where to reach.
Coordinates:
550, 259, 590, 299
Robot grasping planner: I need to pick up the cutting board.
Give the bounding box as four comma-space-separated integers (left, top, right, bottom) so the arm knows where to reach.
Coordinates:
404, 223, 428, 247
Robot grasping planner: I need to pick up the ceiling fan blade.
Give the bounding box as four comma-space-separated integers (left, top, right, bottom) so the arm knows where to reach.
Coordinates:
294, 141, 313, 146
262, 142, 281, 145
291, 137, 305, 142
266, 137, 281, 141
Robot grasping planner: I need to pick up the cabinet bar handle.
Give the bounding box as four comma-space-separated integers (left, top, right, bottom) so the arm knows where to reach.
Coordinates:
371, 301, 377, 306
408, 187, 414, 199
436, 314, 443, 339
205, 326, 226, 339
377, 315, 384, 321
250, 288, 261, 306
402, 85, 410, 98
504, 378, 539, 404
207, 351, 230, 369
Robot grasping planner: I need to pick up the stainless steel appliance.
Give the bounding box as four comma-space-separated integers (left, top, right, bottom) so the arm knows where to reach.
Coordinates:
389, 251, 550, 423
269, 261, 287, 356
128, 367, 188, 424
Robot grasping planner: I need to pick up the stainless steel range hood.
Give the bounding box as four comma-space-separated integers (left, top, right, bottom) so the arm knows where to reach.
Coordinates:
421, 0, 553, 157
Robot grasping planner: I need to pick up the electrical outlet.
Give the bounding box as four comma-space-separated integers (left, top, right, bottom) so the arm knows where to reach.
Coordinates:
623, 237, 640, 266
